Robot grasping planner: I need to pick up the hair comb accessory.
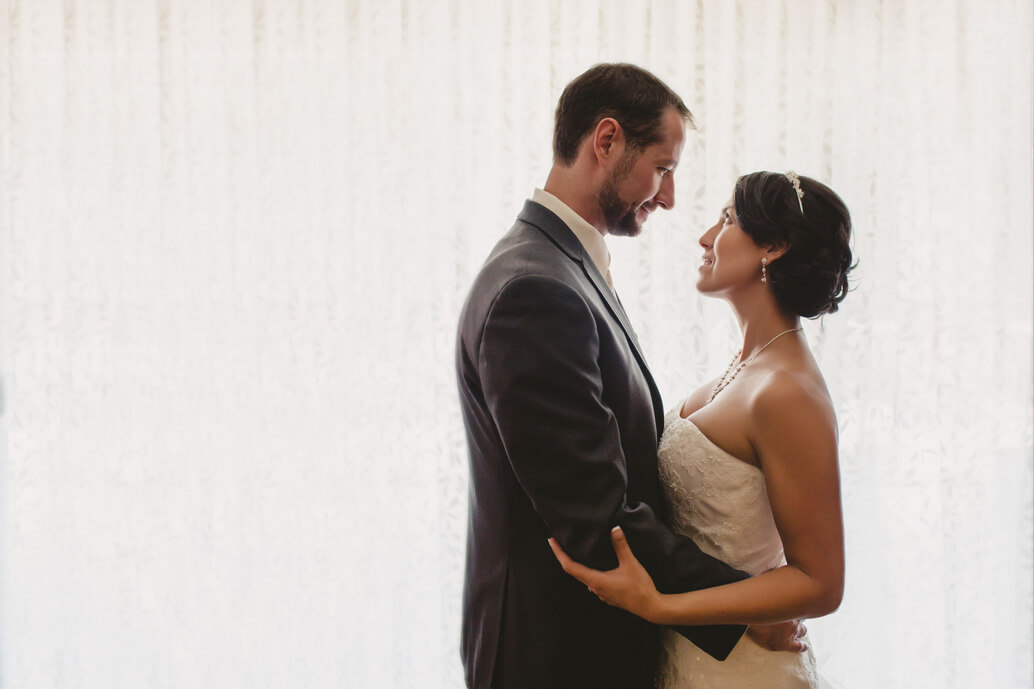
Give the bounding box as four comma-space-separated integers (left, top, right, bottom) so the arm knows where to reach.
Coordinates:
785, 171, 805, 213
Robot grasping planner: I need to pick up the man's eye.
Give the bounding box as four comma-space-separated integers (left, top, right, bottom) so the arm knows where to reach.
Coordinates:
658, 168, 671, 176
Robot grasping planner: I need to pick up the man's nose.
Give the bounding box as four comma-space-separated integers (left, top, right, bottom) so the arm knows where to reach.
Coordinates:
653, 173, 676, 210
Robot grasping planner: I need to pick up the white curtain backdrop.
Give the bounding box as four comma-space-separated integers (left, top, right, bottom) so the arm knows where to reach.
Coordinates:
1, 0, 1031, 687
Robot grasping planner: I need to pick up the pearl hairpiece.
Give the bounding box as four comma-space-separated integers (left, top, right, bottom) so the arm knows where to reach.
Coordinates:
785, 171, 804, 213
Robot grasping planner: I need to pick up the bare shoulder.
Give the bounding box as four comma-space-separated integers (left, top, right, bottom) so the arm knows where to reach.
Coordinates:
748, 367, 838, 451
751, 365, 833, 416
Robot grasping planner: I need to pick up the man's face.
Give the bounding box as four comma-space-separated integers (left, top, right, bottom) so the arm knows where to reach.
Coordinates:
598, 108, 686, 237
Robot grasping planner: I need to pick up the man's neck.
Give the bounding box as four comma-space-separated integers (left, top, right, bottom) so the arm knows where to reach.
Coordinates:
543, 164, 607, 235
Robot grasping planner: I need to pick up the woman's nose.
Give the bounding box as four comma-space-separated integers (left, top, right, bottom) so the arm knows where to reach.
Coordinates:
699, 222, 719, 247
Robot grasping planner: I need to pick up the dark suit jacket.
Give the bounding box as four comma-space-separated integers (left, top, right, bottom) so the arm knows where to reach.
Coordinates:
456, 200, 748, 689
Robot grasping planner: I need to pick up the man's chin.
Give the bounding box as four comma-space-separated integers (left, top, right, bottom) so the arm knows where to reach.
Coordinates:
607, 210, 644, 237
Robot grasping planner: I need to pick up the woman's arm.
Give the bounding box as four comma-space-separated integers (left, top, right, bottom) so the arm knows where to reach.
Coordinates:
549, 372, 845, 627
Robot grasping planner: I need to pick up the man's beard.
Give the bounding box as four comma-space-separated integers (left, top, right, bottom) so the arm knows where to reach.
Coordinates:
597, 152, 642, 237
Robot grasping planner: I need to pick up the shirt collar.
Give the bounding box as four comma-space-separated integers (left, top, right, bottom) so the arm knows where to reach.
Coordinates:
531, 188, 611, 279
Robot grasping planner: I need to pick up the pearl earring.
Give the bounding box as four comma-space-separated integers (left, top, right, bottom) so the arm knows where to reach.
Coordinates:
761, 257, 768, 283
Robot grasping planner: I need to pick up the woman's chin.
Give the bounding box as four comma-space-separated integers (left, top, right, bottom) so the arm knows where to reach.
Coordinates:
695, 281, 727, 300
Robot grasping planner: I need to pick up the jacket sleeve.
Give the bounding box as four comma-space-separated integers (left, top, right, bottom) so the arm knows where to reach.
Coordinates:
478, 273, 748, 660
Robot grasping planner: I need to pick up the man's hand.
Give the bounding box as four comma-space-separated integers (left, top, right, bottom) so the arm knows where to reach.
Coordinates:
746, 620, 808, 652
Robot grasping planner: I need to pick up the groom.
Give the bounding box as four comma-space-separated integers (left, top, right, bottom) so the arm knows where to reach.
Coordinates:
456, 64, 799, 689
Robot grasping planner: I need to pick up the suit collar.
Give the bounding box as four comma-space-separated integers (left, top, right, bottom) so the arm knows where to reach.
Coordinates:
517, 200, 586, 263
530, 189, 611, 279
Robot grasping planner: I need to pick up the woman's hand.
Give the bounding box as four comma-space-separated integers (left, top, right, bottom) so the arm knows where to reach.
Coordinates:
548, 526, 665, 623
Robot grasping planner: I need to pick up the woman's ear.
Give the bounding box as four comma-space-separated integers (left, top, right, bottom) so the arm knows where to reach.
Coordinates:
763, 243, 789, 264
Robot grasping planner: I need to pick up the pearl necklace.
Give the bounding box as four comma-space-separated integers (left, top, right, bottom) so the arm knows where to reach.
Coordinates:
708, 327, 803, 403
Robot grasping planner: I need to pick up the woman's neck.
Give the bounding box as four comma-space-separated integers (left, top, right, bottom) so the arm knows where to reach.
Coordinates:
727, 292, 801, 360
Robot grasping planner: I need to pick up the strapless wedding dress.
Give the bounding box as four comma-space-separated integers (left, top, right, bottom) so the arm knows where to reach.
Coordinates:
656, 405, 831, 688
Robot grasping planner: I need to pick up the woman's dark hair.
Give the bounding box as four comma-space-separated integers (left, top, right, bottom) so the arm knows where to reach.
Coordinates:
553, 63, 692, 165
734, 171, 855, 318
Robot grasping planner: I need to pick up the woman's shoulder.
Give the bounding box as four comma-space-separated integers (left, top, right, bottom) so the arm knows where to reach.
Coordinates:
748, 365, 836, 430
746, 365, 839, 470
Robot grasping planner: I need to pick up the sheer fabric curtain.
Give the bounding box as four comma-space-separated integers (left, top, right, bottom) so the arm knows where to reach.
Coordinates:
1, 1, 1030, 687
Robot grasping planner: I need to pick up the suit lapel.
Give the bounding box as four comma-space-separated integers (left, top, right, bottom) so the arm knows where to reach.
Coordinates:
581, 260, 666, 437
518, 201, 666, 436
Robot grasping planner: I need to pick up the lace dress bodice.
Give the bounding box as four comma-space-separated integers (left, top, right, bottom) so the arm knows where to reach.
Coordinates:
656, 405, 829, 688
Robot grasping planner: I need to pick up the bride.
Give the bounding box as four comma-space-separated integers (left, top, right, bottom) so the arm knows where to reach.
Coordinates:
550, 170, 854, 688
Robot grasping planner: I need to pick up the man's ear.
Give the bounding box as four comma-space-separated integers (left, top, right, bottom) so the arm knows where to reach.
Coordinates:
591, 117, 625, 166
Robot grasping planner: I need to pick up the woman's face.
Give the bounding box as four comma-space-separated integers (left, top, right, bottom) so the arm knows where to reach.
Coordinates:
696, 196, 767, 295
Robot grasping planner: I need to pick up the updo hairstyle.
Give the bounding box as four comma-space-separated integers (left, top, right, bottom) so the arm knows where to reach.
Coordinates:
733, 171, 854, 318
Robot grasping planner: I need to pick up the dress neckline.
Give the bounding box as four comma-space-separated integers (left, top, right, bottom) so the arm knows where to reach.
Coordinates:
670, 412, 761, 474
